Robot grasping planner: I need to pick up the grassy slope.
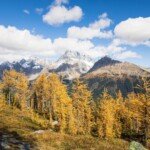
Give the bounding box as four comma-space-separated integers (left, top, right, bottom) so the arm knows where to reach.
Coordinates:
0, 103, 129, 150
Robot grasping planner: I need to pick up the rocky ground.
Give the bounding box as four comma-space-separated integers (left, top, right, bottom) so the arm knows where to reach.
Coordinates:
0, 131, 31, 150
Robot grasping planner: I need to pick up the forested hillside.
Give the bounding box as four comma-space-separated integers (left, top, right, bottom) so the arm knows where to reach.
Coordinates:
0, 70, 150, 149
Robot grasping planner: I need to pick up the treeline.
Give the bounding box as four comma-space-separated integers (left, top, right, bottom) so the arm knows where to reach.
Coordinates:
0, 70, 150, 146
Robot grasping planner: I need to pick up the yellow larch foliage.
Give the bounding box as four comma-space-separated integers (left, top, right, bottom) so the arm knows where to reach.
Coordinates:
33, 74, 49, 114
0, 81, 5, 106
97, 90, 122, 139
2, 70, 28, 109
71, 79, 92, 135
124, 78, 150, 146
47, 73, 73, 133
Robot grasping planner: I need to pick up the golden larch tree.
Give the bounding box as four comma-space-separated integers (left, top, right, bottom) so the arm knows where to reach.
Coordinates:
2, 70, 28, 109
97, 90, 122, 138
71, 79, 92, 135
47, 73, 73, 133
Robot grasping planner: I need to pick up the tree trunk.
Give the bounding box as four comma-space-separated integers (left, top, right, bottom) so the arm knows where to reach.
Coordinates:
8, 91, 11, 105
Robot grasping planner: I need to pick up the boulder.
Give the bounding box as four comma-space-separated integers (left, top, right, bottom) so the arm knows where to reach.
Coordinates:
129, 141, 147, 150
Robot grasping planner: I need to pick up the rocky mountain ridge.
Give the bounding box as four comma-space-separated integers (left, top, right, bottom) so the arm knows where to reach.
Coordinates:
82, 57, 150, 98
0, 51, 149, 81
0, 59, 43, 79
49, 50, 94, 80
0, 51, 94, 80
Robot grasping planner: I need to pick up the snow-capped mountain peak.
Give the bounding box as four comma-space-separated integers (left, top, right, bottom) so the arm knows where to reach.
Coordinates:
0, 51, 94, 80
54, 50, 93, 68
0, 58, 44, 79
49, 50, 94, 80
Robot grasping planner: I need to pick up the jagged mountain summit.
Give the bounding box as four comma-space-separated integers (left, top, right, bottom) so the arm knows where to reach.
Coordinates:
0, 58, 43, 79
0, 51, 94, 80
0, 52, 149, 84
82, 56, 150, 98
49, 50, 94, 80
86, 56, 149, 77
88, 56, 121, 73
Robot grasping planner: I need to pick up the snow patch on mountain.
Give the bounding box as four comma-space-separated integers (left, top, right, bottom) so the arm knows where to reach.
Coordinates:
0, 58, 44, 79
49, 50, 94, 79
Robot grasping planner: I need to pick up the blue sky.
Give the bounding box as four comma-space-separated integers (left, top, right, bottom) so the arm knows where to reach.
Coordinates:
0, 0, 150, 67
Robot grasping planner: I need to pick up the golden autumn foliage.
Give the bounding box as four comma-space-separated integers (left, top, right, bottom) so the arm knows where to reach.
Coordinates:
71, 80, 92, 135
33, 74, 49, 113
1, 70, 28, 109
123, 78, 150, 146
32, 73, 74, 133
0, 70, 150, 147
97, 90, 122, 139
47, 73, 74, 133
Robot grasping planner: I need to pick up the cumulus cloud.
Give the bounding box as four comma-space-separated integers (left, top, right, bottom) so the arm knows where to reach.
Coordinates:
88, 40, 125, 58
114, 17, 150, 46
52, 38, 94, 54
52, 37, 140, 60
23, 9, 30, 15
67, 26, 112, 40
0, 12, 144, 62
85, 38, 142, 60
43, 5, 83, 26
67, 13, 113, 40
0, 25, 54, 61
89, 13, 112, 29
114, 51, 141, 59
0, 47, 29, 62
0, 24, 139, 62
0, 25, 95, 61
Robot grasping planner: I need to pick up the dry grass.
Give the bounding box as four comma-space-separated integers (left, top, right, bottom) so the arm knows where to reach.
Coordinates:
0, 102, 129, 150
31, 132, 129, 150
0, 103, 49, 136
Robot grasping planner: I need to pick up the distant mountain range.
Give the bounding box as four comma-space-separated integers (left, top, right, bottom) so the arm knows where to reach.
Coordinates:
0, 51, 150, 97
0, 59, 43, 79
0, 51, 94, 80
0, 51, 149, 80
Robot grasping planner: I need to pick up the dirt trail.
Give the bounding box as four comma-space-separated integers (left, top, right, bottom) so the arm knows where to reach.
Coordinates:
0, 132, 31, 150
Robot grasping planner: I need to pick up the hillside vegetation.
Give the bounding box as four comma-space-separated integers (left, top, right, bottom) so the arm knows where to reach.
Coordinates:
0, 103, 129, 149
0, 70, 150, 149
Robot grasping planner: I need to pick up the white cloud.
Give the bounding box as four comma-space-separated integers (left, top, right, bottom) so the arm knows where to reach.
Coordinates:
0, 25, 95, 61
23, 9, 30, 15
52, 38, 94, 54
0, 24, 138, 62
55, 0, 69, 5
0, 25, 54, 61
67, 26, 112, 40
0, 12, 144, 62
0, 47, 29, 62
51, 37, 126, 59
88, 40, 126, 58
35, 8, 43, 15
89, 13, 112, 29
84, 38, 142, 60
43, 5, 83, 26
52, 37, 140, 59
114, 17, 150, 46
67, 13, 113, 40
114, 51, 141, 59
